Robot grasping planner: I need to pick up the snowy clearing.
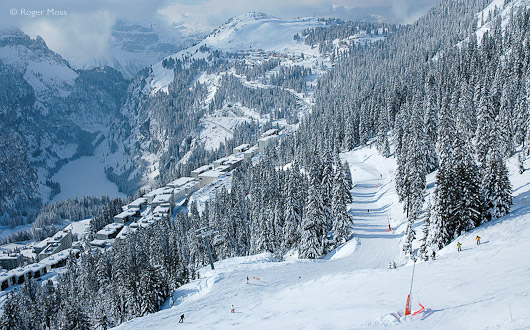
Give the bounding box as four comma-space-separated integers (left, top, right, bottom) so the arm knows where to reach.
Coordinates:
51, 156, 126, 201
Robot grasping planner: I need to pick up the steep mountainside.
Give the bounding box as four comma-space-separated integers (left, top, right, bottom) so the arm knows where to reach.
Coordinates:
120, 13, 391, 190
0, 30, 130, 225
0, 15, 391, 225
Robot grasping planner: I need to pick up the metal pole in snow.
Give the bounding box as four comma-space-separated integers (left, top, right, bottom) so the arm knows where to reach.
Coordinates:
405, 258, 416, 315
196, 227, 216, 270
409, 258, 416, 296
205, 236, 215, 270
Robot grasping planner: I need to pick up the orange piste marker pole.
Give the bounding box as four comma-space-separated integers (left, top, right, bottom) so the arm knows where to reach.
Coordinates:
405, 259, 417, 315
405, 294, 412, 315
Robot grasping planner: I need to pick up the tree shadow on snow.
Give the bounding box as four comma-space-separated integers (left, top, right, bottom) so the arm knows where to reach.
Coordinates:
424, 296, 496, 319
355, 233, 401, 239
349, 204, 391, 215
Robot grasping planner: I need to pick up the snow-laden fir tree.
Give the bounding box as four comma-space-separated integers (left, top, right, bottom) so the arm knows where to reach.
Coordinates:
331, 156, 353, 246
482, 145, 512, 220
430, 97, 455, 249
0, 293, 19, 330
281, 169, 302, 254
376, 110, 391, 157
396, 95, 427, 220
419, 197, 433, 261
475, 81, 495, 170
518, 152, 525, 174
498, 86, 516, 158
342, 160, 353, 202
333, 147, 353, 203
400, 96, 427, 256
139, 264, 166, 316
320, 146, 334, 230
256, 205, 274, 253
452, 107, 485, 234
299, 170, 326, 259
424, 76, 439, 172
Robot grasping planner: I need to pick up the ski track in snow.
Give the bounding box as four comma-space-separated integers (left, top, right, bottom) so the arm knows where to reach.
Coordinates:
112, 147, 530, 330
114, 148, 409, 330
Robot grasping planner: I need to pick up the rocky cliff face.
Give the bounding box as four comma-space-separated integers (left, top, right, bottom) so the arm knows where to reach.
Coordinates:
73, 20, 202, 79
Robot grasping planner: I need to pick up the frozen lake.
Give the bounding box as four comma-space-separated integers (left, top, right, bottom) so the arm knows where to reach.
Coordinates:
51, 156, 126, 201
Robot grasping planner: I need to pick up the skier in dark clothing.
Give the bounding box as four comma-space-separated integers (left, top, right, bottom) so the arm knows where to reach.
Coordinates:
179, 314, 185, 323
431, 250, 436, 260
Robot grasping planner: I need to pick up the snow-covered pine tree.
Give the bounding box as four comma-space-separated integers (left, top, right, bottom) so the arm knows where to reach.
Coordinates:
320, 146, 334, 230
419, 197, 433, 261
359, 103, 370, 146
333, 146, 353, 204
482, 146, 512, 220
0, 292, 19, 330
139, 264, 166, 316
475, 81, 495, 170
518, 152, 525, 174
430, 97, 455, 248
498, 84, 516, 158
401, 97, 427, 256
256, 205, 274, 253
249, 182, 263, 254
342, 161, 353, 192
343, 114, 358, 151
281, 170, 302, 254
93, 304, 111, 330
396, 95, 427, 220
424, 76, 439, 173
60, 303, 92, 330
299, 171, 326, 259
376, 110, 391, 157
331, 156, 353, 246
449, 108, 485, 236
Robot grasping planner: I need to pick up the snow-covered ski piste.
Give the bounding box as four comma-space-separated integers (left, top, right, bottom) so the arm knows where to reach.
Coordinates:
115, 147, 530, 330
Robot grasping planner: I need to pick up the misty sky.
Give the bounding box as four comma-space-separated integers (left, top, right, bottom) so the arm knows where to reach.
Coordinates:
0, 0, 440, 66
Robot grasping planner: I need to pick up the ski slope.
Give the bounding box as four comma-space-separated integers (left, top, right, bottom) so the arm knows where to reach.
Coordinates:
114, 146, 530, 330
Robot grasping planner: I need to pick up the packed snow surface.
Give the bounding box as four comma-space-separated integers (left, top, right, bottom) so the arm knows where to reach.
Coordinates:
114, 146, 530, 329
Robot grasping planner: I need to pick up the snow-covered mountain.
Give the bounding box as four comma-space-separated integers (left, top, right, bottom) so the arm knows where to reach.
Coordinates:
118, 13, 389, 191
150, 13, 328, 94
0, 30, 131, 223
73, 20, 203, 79
0, 30, 78, 107
120, 13, 329, 190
